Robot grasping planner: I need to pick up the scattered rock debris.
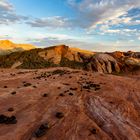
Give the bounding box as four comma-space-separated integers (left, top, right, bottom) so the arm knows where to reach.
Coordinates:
11, 91, 16, 95
70, 87, 78, 91
34, 123, 49, 138
64, 90, 69, 93
59, 93, 65, 97
10, 73, 16, 76
42, 93, 48, 97
90, 128, 97, 134
34, 72, 51, 80
0, 115, 17, 124
55, 112, 64, 119
23, 83, 32, 87
69, 93, 74, 96
8, 108, 14, 112
52, 70, 68, 75
82, 82, 101, 91
63, 83, 70, 86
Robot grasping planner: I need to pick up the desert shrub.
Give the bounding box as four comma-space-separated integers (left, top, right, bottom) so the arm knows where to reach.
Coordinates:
60, 57, 86, 69
0, 48, 56, 69
51, 69, 68, 75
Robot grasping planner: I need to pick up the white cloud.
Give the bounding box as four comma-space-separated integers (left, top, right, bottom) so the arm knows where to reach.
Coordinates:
98, 24, 139, 36
68, 0, 140, 28
26, 0, 140, 37
27, 16, 74, 28
0, 0, 13, 10
0, 0, 140, 51
27, 35, 140, 52
0, 0, 27, 25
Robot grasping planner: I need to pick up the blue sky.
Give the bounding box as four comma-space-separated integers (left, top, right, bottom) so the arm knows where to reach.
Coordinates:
0, 0, 140, 51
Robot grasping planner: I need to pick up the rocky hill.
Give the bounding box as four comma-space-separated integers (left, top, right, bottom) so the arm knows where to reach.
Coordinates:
0, 44, 139, 74
0, 67, 139, 140
0, 43, 139, 140
0, 40, 36, 55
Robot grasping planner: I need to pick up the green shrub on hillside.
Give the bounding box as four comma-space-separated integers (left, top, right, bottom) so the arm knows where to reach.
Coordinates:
0, 48, 56, 69
60, 57, 88, 69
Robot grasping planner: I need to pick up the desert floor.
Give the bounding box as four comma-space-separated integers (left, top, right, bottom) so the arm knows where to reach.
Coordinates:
0, 67, 139, 140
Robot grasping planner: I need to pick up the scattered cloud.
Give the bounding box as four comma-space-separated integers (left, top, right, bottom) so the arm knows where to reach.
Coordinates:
26, 0, 140, 38
99, 24, 139, 36
68, 0, 140, 28
26, 34, 139, 52
27, 36, 106, 51
0, 0, 140, 51
0, 0, 27, 25
27, 16, 75, 28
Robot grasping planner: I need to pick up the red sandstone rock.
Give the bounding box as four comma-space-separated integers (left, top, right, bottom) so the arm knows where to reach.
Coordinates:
0, 67, 139, 140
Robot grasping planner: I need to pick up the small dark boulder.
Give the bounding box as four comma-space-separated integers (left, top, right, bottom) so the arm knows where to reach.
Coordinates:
0, 115, 17, 124
4, 86, 8, 88
23, 83, 32, 87
90, 128, 97, 134
35, 123, 49, 138
11, 91, 16, 95
5, 116, 17, 124
55, 112, 64, 119
69, 93, 74, 96
59, 93, 65, 97
70, 87, 78, 91
0, 115, 7, 123
42, 93, 48, 97
8, 108, 14, 112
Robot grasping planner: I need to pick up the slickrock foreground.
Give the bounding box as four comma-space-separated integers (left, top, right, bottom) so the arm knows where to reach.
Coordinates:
0, 67, 140, 140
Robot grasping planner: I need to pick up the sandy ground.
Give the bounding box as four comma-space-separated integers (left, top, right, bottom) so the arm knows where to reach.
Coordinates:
0, 67, 139, 140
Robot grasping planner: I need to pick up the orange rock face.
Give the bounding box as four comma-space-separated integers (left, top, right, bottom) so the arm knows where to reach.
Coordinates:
112, 51, 124, 59
0, 40, 35, 50
0, 67, 139, 140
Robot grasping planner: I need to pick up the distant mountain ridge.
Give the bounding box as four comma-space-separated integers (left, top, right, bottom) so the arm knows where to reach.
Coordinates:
0, 40, 36, 55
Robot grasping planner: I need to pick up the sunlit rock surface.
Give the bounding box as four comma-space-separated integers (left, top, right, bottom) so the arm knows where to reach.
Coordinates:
0, 67, 139, 140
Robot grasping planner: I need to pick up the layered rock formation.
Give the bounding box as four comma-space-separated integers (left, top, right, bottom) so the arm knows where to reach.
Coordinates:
125, 57, 140, 66
0, 44, 139, 74
39, 45, 94, 64
87, 53, 120, 73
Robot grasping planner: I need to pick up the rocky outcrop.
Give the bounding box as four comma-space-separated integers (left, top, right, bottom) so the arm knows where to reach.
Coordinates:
39, 45, 69, 64
0, 44, 140, 74
91, 53, 120, 73
111, 51, 124, 59
11, 61, 23, 69
125, 57, 140, 66
123, 51, 140, 58
39, 45, 94, 64
81, 53, 120, 73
